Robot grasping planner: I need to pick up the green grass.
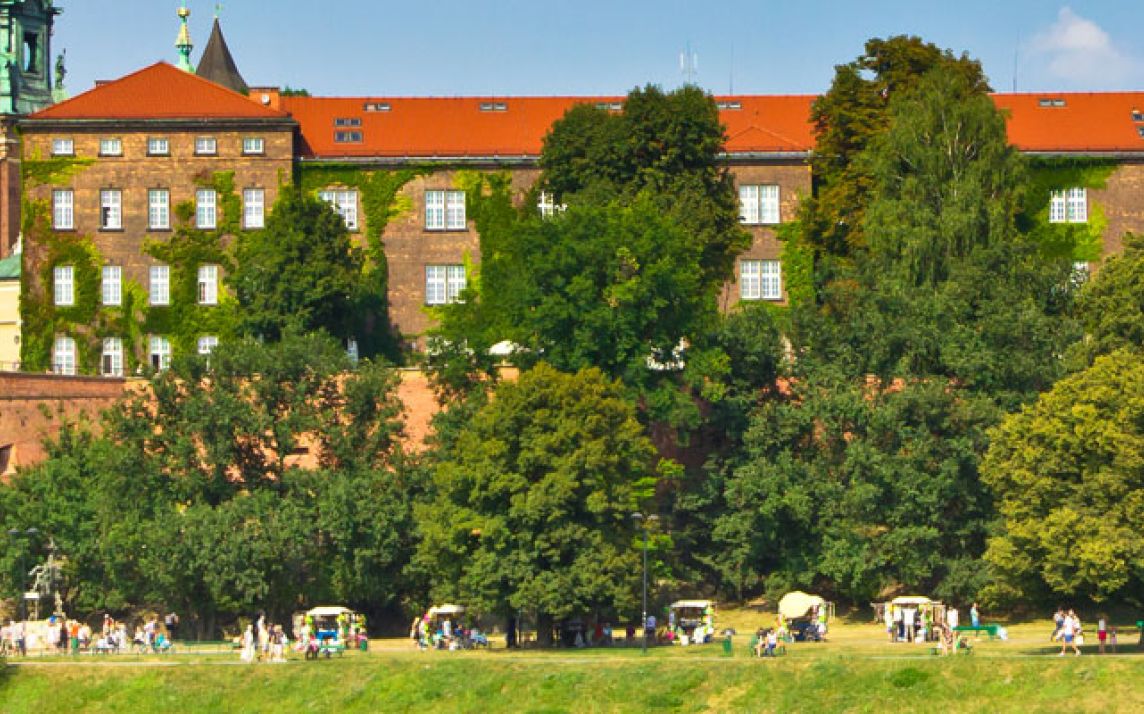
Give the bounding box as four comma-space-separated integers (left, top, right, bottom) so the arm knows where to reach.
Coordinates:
2, 620, 1142, 713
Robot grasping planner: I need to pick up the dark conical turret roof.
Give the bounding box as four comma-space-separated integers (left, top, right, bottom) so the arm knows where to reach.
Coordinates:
195, 17, 248, 94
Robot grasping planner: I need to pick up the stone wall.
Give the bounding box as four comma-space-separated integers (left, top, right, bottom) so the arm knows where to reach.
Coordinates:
0, 372, 131, 478
1093, 160, 1144, 259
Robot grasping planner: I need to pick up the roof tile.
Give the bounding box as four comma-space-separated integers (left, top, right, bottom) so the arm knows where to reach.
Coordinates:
29, 62, 287, 120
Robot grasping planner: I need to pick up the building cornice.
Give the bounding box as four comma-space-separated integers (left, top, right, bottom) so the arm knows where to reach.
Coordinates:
18, 117, 297, 132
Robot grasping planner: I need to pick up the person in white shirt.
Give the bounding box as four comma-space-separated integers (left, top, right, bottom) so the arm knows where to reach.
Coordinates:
1059, 610, 1081, 656
947, 607, 959, 631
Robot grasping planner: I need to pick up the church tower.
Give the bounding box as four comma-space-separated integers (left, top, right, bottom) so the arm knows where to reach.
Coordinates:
0, 0, 61, 116
0, 1, 61, 258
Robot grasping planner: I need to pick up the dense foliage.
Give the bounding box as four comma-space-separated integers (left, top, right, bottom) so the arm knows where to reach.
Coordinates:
414, 365, 656, 643
0, 334, 416, 636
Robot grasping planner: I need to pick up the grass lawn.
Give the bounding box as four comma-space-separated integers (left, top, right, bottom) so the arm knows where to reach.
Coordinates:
1, 618, 1141, 713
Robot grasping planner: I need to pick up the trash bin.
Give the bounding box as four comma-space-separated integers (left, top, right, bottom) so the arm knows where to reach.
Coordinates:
722, 634, 733, 657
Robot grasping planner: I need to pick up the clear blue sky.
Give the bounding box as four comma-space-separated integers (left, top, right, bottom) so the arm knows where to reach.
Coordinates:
54, 1, 1144, 98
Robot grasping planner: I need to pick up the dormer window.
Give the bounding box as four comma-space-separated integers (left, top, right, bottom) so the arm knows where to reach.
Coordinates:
1132, 109, 1143, 122
363, 102, 390, 112
595, 102, 623, 112
479, 101, 507, 112
1037, 97, 1066, 108
717, 101, 742, 110
334, 117, 362, 127
334, 131, 363, 143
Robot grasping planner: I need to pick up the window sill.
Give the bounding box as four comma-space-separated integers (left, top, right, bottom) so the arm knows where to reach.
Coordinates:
194, 152, 218, 157
52, 227, 77, 233
147, 153, 171, 158
148, 227, 173, 233
98, 228, 125, 233
424, 228, 470, 233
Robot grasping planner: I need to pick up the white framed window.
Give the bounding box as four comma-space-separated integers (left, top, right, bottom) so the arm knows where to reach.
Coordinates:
538, 191, 566, 218
318, 189, 358, 230
52, 189, 74, 229
198, 264, 219, 305
196, 189, 217, 230
197, 335, 219, 356
194, 136, 217, 155
1049, 188, 1087, 224
149, 264, 170, 306
425, 264, 467, 305
147, 137, 169, 156
739, 185, 781, 225
243, 188, 265, 229
101, 265, 122, 306
53, 265, 74, 306
99, 137, 123, 156
346, 339, 359, 364
101, 338, 124, 377
426, 190, 466, 230
51, 137, 74, 156
100, 189, 122, 230
242, 136, 264, 155
52, 335, 77, 375
740, 259, 782, 301
148, 335, 171, 371
148, 189, 170, 230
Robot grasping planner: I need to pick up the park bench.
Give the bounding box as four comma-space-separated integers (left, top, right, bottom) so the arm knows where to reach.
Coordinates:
953, 624, 999, 640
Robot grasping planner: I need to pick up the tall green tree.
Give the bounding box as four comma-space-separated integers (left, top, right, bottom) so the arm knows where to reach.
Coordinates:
804, 36, 989, 258
230, 190, 364, 348
1073, 233, 1144, 363
982, 349, 1144, 607
414, 364, 657, 644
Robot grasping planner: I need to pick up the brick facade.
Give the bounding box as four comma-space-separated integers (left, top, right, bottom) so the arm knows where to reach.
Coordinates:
1091, 161, 1144, 258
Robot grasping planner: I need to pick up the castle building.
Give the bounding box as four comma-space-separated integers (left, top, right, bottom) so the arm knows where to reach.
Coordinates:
9, 8, 1144, 374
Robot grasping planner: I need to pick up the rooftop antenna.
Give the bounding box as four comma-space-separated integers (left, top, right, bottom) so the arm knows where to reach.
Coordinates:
680, 42, 698, 85
1012, 32, 1020, 93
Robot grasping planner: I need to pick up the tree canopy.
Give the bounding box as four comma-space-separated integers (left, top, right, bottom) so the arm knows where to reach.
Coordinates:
415, 364, 656, 643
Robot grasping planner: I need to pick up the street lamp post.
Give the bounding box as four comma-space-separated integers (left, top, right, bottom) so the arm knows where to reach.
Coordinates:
631, 512, 658, 654
7, 527, 39, 621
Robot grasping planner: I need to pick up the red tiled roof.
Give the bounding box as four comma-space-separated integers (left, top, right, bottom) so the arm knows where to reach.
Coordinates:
993, 92, 1144, 153
283, 94, 818, 159
285, 91, 1144, 160
29, 62, 288, 120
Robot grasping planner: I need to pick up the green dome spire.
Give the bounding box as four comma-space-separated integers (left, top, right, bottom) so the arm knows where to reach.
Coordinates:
175, 1, 194, 72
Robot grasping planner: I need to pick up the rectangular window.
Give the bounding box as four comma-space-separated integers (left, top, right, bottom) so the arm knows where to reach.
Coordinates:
147, 137, 169, 156
99, 137, 122, 156
52, 189, 74, 229
149, 335, 171, 371
740, 259, 782, 301
150, 264, 170, 306
425, 264, 467, 305
196, 189, 217, 230
148, 189, 170, 230
51, 137, 74, 156
318, 189, 359, 230
242, 137, 265, 155
53, 335, 76, 375
198, 264, 219, 305
197, 335, 219, 356
243, 188, 265, 229
426, 190, 466, 230
101, 338, 123, 377
1050, 188, 1088, 223
194, 136, 217, 155
334, 131, 363, 143
739, 185, 781, 225
53, 265, 74, 306
100, 189, 122, 230
334, 117, 362, 127
101, 265, 122, 306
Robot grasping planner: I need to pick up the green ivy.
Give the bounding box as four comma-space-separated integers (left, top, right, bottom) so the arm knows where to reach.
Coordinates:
141, 171, 241, 357
1023, 158, 1117, 262
777, 221, 814, 311
22, 155, 96, 189
19, 170, 245, 373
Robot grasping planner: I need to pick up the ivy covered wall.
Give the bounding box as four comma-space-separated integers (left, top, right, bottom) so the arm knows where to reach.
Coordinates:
1023, 157, 1118, 262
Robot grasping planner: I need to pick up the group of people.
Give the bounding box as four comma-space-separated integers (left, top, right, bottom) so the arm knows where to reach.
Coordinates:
0, 612, 177, 656
239, 615, 289, 663
411, 613, 487, 651
1051, 608, 1117, 656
